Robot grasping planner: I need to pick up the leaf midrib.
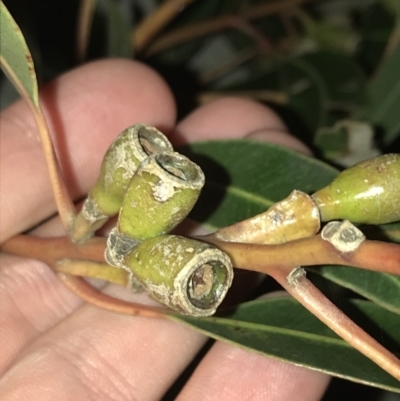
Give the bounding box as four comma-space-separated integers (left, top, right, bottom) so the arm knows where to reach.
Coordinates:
178, 316, 351, 348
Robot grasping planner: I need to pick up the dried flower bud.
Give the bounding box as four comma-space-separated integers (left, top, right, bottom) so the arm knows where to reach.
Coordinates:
118, 152, 205, 240
312, 154, 400, 224
123, 235, 233, 316
214, 190, 320, 244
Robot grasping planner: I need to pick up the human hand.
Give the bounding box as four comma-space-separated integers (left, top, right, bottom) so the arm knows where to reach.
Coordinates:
0, 59, 330, 400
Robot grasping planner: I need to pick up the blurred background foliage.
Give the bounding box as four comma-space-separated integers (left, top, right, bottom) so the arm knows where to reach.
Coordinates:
1, 1, 400, 399
1, 0, 400, 167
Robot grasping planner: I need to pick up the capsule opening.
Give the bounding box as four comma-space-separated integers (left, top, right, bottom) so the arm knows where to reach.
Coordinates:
138, 127, 172, 156
156, 153, 199, 182
187, 261, 229, 309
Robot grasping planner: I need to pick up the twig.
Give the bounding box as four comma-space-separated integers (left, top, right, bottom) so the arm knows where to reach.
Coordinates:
0, 235, 106, 266
203, 234, 400, 276
76, 0, 97, 62
0, 59, 77, 234
146, 0, 314, 55
270, 266, 400, 380
134, 0, 196, 52
0, 235, 166, 317
57, 273, 168, 318
2, 233, 400, 278
56, 259, 129, 285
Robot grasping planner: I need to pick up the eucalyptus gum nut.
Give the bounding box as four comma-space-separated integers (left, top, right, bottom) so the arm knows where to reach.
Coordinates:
312, 154, 400, 224
89, 124, 173, 216
215, 190, 320, 244
123, 235, 234, 316
118, 152, 205, 240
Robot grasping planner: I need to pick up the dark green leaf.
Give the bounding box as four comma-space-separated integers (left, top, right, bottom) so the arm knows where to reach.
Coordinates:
318, 266, 400, 315
0, 2, 39, 108
279, 57, 328, 136
180, 140, 338, 229
353, 3, 394, 74
172, 298, 400, 392
99, 0, 133, 58
301, 51, 367, 112
368, 44, 400, 145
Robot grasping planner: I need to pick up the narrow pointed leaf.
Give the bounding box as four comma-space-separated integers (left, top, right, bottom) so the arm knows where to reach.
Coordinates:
318, 266, 400, 315
99, 0, 133, 58
301, 51, 367, 111
172, 298, 400, 392
368, 44, 400, 145
0, 2, 39, 108
180, 140, 338, 229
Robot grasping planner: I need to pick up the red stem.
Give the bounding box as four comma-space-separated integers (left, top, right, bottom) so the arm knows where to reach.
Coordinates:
270, 266, 400, 380
2, 233, 400, 277
58, 273, 168, 318
203, 234, 400, 276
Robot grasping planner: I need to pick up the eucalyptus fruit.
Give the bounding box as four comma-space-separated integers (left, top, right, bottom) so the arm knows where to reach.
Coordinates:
312, 154, 400, 224
106, 150, 205, 270
117, 152, 205, 240
88, 123, 173, 216
71, 124, 173, 242
123, 235, 233, 316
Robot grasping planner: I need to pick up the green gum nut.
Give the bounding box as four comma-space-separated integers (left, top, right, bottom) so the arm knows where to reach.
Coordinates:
117, 151, 205, 240
123, 235, 233, 316
312, 154, 400, 224
89, 124, 173, 216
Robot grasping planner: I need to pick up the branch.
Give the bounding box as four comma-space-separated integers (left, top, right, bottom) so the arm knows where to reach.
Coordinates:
2, 232, 400, 278
76, 0, 96, 62
133, 0, 196, 52
57, 273, 168, 318
0, 235, 167, 317
270, 266, 400, 381
202, 234, 400, 276
145, 0, 314, 55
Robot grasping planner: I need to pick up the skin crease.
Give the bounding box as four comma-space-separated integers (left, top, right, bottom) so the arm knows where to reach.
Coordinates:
0, 59, 330, 401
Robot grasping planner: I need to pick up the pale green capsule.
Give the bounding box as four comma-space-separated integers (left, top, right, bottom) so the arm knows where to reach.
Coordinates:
123, 235, 233, 316
312, 154, 400, 224
117, 152, 205, 240
89, 124, 173, 216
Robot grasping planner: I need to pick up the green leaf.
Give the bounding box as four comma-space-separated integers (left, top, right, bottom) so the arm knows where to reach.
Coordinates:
356, 2, 395, 74
172, 298, 400, 392
301, 51, 367, 112
180, 140, 338, 229
217, 58, 327, 137
318, 266, 400, 314
368, 44, 400, 145
0, 2, 39, 108
280, 57, 328, 136
99, 0, 133, 58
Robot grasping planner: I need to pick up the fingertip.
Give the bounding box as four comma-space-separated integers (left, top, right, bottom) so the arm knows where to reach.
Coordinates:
174, 97, 286, 144
246, 130, 312, 156
174, 97, 311, 156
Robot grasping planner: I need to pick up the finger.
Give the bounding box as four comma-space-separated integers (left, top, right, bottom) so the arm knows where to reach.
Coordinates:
173, 96, 311, 155
176, 342, 330, 401
0, 97, 309, 400
0, 58, 176, 374
0, 58, 176, 243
